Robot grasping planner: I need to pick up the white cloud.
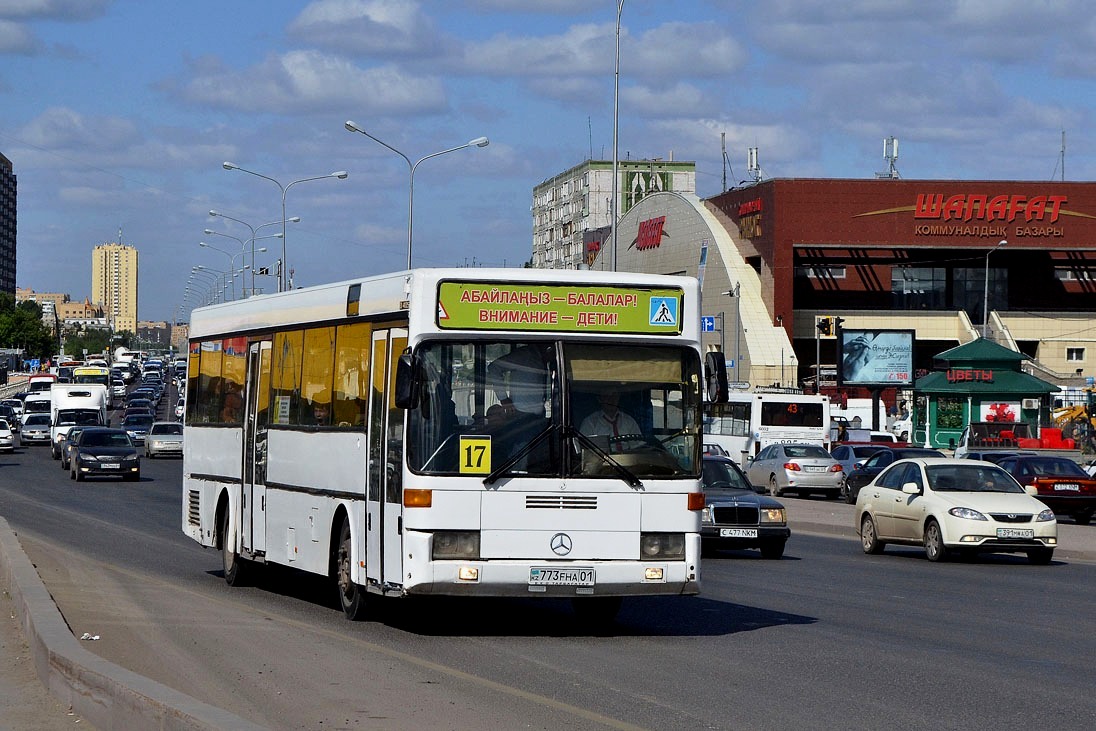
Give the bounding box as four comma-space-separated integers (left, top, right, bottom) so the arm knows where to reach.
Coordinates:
288, 0, 446, 57
19, 106, 138, 151
0, 0, 110, 21
175, 51, 447, 115
622, 82, 719, 119
0, 19, 37, 53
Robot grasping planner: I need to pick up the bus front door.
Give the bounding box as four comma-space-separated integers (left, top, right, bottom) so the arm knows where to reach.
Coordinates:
367, 327, 407, 590
241, 340, 271, 556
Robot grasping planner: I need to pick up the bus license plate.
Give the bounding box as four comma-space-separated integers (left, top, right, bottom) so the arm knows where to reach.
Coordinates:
997, 528, 1034, 539
529, 567, 595, 586
720, 528, 758, 538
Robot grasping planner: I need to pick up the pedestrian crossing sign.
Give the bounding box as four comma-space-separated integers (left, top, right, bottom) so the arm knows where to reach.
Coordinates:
649, 296, 678, 327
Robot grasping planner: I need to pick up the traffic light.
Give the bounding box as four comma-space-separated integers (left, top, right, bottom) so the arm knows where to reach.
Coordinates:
816, 316, 832, 336
834, 316, 845, 331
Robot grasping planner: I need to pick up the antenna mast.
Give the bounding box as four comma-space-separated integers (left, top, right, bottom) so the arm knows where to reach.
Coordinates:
747, 147, 763, 183
1061, 130, 1066, 181
875, 136, 900, 179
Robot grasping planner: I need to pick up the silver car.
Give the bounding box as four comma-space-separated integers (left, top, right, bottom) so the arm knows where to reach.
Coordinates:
144, 421, 183, 458
746, 442, 844, 497
20, 413, 51, 445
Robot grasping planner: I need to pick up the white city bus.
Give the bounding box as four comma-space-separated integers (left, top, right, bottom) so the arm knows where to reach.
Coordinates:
182, 268, 705, 621
704, 390, 831, 465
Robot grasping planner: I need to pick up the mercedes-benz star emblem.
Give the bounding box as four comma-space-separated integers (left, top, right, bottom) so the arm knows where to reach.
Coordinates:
550, 532, 573, 556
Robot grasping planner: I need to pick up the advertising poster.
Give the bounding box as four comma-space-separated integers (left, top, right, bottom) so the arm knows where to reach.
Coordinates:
837, 329, 914, 386
980, 402, 1020, 422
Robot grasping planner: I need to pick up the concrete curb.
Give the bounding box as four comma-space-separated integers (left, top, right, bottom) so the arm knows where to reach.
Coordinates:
0, 516, 266, 731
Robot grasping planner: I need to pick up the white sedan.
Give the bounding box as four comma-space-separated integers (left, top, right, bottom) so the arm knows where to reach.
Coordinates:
855, 458, 1056, 564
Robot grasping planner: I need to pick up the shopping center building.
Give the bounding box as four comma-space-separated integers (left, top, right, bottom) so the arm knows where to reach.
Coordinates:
580, 178, 1096, 409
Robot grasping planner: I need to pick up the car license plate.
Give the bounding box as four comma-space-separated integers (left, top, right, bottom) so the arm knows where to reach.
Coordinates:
720, 528, 758, 538
996, 528, 1034, 539
100, 463, 120, 470
804, 465, 827, 472
529, 567, 595, 586
1053, 483, 1080, 491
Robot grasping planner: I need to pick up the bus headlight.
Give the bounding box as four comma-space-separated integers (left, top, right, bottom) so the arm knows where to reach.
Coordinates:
432, 531, 480, 560
640, 532, 685, 560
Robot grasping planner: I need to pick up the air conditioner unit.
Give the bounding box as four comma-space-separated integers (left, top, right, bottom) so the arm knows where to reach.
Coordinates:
1021, 398, 1040, 409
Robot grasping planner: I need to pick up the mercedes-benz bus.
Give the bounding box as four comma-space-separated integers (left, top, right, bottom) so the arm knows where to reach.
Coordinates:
182, 268, 705, 622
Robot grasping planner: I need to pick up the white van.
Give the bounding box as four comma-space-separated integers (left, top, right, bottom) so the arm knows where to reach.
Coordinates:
21, 392, 52, 427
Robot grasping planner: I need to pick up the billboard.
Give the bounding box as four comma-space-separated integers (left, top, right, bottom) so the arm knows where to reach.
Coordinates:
837, 329, 914, 386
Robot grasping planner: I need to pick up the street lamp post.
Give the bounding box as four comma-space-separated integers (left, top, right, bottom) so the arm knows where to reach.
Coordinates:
191, 266, 232, 303
611, 0, 625, 272
203, 229, 283, 297
208, 212, 298, 296
199, 242, 269, 300
983, 239, 1007, 338
344, 121, 489, 270
723, 283, 741, 382
221, 165, 348, 291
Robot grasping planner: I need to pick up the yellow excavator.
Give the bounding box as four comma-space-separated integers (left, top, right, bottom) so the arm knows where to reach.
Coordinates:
1052, 398, 1096, 454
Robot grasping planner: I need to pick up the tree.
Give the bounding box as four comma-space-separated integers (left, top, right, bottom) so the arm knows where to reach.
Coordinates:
0, 298, 55, 359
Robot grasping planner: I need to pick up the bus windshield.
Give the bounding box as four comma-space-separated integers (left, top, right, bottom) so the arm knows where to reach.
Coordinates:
406, 340, 702, 480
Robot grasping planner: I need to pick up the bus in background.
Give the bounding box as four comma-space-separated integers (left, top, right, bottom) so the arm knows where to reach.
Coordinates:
704, 390, 831, 465
182, 268, 705, 623
71, 365, 114, 409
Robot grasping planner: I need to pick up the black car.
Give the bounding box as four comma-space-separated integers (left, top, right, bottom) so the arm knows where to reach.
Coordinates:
844, 446, 946, 503
701, 455, 791, 559
69, 427, 140, 481
59, 426, 88, 470
0, 403, 18, 434
121, 414, 154, 444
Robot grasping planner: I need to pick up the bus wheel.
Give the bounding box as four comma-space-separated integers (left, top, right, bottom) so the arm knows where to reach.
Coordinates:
221, 508, 250, 586
336, 517, 367, 621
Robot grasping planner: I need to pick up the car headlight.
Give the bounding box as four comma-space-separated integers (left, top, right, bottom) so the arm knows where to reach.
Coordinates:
760, 507, 786, 524
948, 507, 988, 521
1036, 508, 1055, 522
123, 454, 139, 462
81, 453, 99, 462
701, 506, 714, 523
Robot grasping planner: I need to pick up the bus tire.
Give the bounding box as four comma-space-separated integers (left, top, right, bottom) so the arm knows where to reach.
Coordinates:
221, 506, 250, 586
336, 517, 367, 621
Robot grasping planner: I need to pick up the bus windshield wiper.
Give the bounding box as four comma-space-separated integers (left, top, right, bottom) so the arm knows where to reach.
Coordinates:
568, 427, 643, 489
483, 423, 557, 486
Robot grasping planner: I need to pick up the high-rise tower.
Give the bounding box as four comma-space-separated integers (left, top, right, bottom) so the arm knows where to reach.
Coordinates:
0, 153, 16, 295
91, 242, 138, 333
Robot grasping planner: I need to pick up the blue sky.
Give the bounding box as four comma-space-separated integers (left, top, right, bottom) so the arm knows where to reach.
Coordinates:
3, 0, 1096, 322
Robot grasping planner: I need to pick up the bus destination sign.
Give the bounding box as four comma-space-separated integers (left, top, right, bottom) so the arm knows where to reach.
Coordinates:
437, 281, 684, 335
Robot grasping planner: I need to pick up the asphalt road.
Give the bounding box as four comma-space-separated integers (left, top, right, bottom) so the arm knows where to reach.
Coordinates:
2, 437, 1096, 730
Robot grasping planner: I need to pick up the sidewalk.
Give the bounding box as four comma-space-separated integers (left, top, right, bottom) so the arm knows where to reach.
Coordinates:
0, 517, 265, 731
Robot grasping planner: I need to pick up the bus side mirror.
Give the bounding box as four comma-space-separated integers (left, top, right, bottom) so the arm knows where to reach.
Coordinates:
705, 351, 728, 403
394, 350, 417, 409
